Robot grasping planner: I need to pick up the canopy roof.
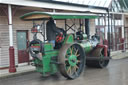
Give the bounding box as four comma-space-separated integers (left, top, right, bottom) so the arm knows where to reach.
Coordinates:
20, 11, 98, 20
52, 0, 112, 8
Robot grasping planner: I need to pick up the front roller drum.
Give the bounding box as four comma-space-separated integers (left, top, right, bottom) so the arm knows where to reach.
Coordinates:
58, 44, 85, 79
86, 48, 110, 68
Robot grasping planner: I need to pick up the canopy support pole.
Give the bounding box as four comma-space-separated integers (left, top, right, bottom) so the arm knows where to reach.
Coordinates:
107, 9, 111, 57
8, 4, 16, 73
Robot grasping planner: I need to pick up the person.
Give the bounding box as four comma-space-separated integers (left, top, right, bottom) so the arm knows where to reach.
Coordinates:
46, 18, 61, 47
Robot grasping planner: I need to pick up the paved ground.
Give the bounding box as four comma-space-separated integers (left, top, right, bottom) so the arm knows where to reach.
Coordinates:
1, 58, 128, 85
0, 65, 35, 78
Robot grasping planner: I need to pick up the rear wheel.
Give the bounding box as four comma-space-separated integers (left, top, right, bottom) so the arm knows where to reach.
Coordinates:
58, 44, 85, 79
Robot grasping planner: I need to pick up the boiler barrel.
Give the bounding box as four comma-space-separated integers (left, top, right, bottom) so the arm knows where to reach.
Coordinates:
80, 39, 99, 53
80, 42, 93, 53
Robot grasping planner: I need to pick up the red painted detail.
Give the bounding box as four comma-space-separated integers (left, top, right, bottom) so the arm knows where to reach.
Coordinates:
18, 50, 29, 63
56, 33, 63, 43
100, 37, 103, 44
104, 39, 108, 46
120, 38, 125, 50
9, 46, 16, 73
31, 27, 38, 33
97, 44, 108, 57
31, 46, 40, 48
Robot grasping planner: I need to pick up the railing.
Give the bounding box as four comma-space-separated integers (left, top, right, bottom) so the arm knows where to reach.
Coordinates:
110, 42, 128, 51
124, 42, 128, 49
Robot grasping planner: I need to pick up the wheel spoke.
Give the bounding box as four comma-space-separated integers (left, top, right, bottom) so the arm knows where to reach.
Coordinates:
72, 46, 76, 54
77, 60, 81, 63
66, 54, 69, 58
70, 48, 73, 55
67, 66, 71, 74
70, 66, 73, 74
73, 66, 79, 76
73, 66, 77, 72
75, 49, 79, 56
76, 54, 80, 57
65, 58, 68, 61
75, 65, 79, 69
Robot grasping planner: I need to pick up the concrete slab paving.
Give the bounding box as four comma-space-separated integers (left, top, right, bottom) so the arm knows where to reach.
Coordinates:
0, 58, 128, 85
0, 65, 35, 78
0, 50, 128, 79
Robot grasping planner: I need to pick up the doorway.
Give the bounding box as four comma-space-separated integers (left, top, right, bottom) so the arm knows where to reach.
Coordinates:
17, 30, 29, 63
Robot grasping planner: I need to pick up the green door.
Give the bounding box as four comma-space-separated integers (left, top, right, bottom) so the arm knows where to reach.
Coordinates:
17, 31, 29, 63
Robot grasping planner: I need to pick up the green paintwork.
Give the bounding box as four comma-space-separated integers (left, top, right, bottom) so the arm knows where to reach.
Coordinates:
20, 11, 98, 20
42, 43, 59, 76
22, 10, 101, 78
64, 34, 74, 44
80, 42, 92, 53
33, 34, 75, 76
68, 55, 77, 66
42, 50, 59, 76
32, 33, 98, 77
33, 43, 59, 76
34, 58, 43, 73
52, 15, 97, 19
44, 43, 53, 51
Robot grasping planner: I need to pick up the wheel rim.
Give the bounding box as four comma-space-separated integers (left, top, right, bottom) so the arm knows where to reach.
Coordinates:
59, 44, 85, 79
99, 49, 109, 68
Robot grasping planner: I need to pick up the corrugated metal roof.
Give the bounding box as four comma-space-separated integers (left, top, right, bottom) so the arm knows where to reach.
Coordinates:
0, 0, 107, 13
54, 0, 112, 8
118, 0, 128, 10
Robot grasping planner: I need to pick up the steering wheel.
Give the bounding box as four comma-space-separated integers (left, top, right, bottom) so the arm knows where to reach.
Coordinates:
56, 32, 64, 43
29, 39, 44, 58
